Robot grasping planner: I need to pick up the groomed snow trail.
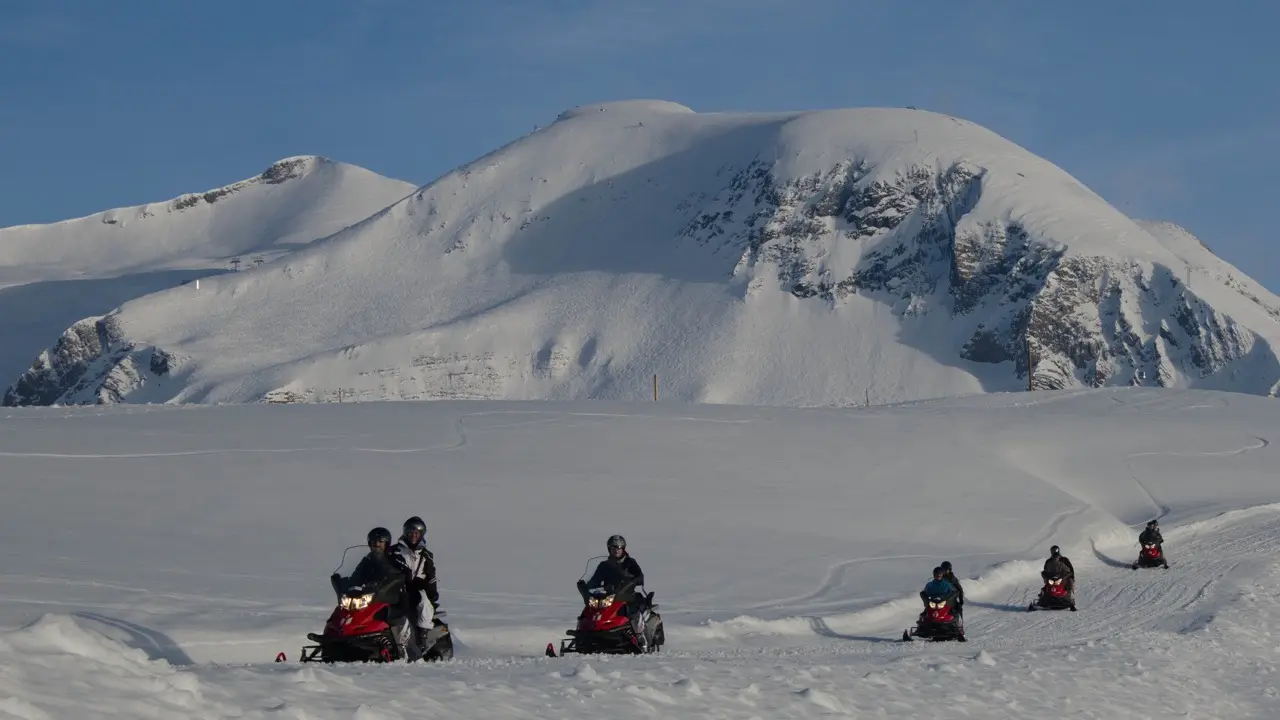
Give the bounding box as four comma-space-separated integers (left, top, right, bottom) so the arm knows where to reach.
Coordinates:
915, 505, 1280, 650
646, 503, 1280, 659
5, 506, 1276, 719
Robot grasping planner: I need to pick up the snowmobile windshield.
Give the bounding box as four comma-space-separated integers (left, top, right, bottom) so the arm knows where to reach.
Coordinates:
330, 545, 404, 603
580, 556, 639, 597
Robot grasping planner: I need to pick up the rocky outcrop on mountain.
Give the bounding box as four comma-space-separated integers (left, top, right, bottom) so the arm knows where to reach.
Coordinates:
170, 157, 316, 211
1, 309, 182, 406
678, 156, 1275, 393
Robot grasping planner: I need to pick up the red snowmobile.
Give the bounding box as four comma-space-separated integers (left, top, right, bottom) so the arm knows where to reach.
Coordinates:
298, 545, 452, 663
1132, 542, 1169, 570
1029, 572, 1076, 611
548, 556, 664, 657
903, 593, 966, 642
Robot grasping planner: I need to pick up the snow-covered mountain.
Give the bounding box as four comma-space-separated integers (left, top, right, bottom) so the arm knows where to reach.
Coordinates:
6, 101, 1279, 406
0, 156, 415, 397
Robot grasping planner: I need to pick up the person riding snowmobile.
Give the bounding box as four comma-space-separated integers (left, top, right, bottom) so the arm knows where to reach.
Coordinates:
939, 561, 964, 616
919, 567, 957, 610
1139, 520, 1163, 547
346, 527, 399, 589
580, 534, 644, 592
579, 535, 650, 648
391, 516, 443, 657
1042, 545, 1075, 592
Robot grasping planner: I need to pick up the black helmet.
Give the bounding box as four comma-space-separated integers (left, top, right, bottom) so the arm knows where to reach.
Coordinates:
607, 534, 626, 551
1050, 545, 1061, 556
367, 527, 392, 548
940, 561, 953, 572
1147, 519, 1158, 528
402, 516, 426, 546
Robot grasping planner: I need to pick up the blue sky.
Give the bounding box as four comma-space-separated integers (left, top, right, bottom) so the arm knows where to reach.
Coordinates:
2, 0, 1277, 289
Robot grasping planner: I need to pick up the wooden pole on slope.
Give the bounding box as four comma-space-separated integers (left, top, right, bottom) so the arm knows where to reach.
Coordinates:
653, 374, 658, 402
1026, 335, 1034, 392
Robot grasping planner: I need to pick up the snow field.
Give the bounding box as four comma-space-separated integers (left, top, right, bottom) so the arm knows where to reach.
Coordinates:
1, 388, 1279, 717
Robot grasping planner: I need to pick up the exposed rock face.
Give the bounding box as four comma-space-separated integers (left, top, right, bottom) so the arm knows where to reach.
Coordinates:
1023, 258, 1257, 390
678, 159, 1270, 392
3, 314, 169, 406
170, 157, 317, 211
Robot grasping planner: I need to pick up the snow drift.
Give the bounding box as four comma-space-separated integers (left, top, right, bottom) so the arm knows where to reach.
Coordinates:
6, 101, 1280, 406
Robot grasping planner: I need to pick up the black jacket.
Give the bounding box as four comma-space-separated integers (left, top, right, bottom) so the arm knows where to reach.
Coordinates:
1043, 555, 1074, 578
584, 554, 645, 592
1139, 527, 1163, 545
941, 571, 964, 604
611, 554, 644, 586
348, 550, 399, 589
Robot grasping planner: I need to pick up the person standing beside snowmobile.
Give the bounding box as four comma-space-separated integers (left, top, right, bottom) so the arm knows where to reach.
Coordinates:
392, 516, 443, 655
1042, 545, 1075, 592
347, 527, 398, 589
939, 561, 964, 616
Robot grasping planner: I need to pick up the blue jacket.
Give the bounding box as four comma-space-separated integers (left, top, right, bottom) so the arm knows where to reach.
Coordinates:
922, 578, 955, 598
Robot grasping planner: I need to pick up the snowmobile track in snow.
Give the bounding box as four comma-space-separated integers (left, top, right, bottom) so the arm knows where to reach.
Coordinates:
916, 507, 1280, 654
673, 505, 1280, 663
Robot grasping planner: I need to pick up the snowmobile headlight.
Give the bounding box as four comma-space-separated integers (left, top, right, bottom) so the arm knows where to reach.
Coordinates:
928, 601, 941, 608
1048, 578, 1061, 586
341, 593, 372, 610
1144, 543, 1156, 549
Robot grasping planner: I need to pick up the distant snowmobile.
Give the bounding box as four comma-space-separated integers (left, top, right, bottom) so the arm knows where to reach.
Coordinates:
1029, 572, 1076, 612
902, 593, 966, 642
1132, 542, 1169, 570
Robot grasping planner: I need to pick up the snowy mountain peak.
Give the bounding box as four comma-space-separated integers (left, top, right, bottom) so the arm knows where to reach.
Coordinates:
0, 157, 415, 398
555, 99, 696, 121
5, 101, 1279, 406
3, 154, 415, 273
164, 155, 324, 210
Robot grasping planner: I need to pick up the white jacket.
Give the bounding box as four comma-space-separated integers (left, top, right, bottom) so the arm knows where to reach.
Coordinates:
391, 539, 441, 619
